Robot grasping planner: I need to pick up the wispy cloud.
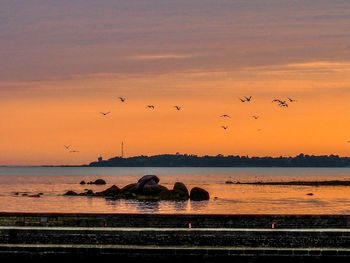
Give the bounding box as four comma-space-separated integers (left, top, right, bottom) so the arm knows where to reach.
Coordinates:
126, 53, 200, 61
285, 61, 350, 72
243, 61, 350, 74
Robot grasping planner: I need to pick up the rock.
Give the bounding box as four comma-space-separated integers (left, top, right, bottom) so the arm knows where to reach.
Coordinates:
306, 193, 314, 196
142, 184, 169, 196
121, 183, 137, 193
190, 187, 210, 201
96, 185, 121, 197
121, 183, 137, 198
93, 179, 106, 185
87, 179, 106, 185
80, 181, 86, 185
135, 175, 160, 191
85, 190, 94, 196
28, 194, 41, 198
171, 182, 189, 200
64, 190, 78, 196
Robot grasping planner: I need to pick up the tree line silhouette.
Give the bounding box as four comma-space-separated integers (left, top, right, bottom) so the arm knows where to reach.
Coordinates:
88, 153, 350, 167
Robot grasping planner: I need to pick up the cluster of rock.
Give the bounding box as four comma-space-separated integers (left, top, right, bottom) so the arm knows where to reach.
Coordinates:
80, 179, 106, 185
64, 175, 210, 201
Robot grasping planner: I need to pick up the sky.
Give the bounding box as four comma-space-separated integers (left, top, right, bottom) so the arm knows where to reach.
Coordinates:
0, 0, 350, 165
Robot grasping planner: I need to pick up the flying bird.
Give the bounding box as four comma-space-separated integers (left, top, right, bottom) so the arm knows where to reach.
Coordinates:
279, 101, 288, 107
239, 98, 246, 102
118, 97, 126, 102
64, 145, 71, 150
272, 99, 288, 108
146, 105, 155, 109
220, 114, 231, 118
244, 96, 252, 102
287, 97, 297, 102
251, 116, 259, 119
221, 126, 228, 130
174, 106, 182, 110
100, 112, 111, 116
272, 99, 282, 103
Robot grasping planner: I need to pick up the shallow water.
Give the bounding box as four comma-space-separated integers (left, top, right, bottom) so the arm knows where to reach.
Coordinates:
1, 167, 350, 214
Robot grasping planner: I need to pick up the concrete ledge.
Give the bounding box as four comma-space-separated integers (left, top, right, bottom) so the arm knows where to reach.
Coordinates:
0, 244, 350, 262
2, 214, 350, 261
2, 226, 350, 248
1, 213, 350, 228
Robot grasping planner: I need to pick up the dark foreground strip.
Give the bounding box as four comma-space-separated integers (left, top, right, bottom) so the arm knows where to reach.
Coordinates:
0, 244, 350, 262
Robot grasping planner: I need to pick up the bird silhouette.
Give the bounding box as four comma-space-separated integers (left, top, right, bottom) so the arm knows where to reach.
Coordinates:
146, 105, 155, 109
174, 106, 182, 110
100, 112, 111, 116
287, 97, 297, 102
239, 98, 246, 102
221, 126, 228, 130
279, 101, 288, 107
244, 96, 252, 102
220, 114, 230, 118
251, 116, 259, 119
118, 97, 126, 102
64, 145, 71, 150
272, 99, 288, 107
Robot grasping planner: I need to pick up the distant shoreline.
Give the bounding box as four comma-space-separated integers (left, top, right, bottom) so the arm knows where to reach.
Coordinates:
232, 180, 350, 186
87, 153, 350, 168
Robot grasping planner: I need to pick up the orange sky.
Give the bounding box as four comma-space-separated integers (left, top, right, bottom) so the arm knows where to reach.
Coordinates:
0, 1, 350, 165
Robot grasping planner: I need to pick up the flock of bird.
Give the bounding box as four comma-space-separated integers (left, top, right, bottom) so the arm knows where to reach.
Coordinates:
65, 95, 299, 153
218, 96, 298, 130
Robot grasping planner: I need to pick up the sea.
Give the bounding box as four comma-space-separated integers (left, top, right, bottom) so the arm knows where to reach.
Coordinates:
1, 167, 350, 214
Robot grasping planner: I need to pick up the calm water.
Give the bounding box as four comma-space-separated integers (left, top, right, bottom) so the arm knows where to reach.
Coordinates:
1, 167, 350, 214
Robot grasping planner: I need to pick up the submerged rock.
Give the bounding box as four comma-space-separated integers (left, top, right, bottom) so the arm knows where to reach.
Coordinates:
190, 187, 210, 201
87, 179, 106, 185
80, 180, 86, 185
64, 190, 78, 196
28, 194, 41, 198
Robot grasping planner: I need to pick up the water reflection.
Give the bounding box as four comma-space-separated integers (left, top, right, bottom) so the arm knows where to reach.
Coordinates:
189, 200, 209, 212
3, 167, 350, 214
135, 200, 160, 213
172, 200, 189, 212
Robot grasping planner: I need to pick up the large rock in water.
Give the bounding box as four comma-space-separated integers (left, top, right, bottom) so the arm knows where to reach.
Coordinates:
190, 187, 210, 201
120, 183, 137, 199
171, 182, 189, 200
142, 184, 169, 196
135, 175, 160, 191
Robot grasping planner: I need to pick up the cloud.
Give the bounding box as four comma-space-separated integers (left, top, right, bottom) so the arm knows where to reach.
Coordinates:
126, 53, 200, 61
243, 61, 350, 74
